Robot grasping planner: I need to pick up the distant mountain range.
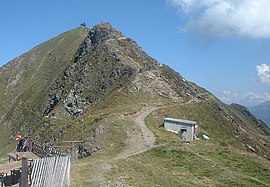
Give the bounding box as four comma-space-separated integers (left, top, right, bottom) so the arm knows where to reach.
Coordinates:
248, 101, 270, 126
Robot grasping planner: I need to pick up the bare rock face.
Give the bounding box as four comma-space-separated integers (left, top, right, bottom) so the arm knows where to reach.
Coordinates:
89, 22, 125, 47
129, 70, 182, 102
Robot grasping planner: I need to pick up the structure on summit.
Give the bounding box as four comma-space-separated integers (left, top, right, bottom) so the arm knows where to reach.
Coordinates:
80, 22, 86, 27
164, 118, 197, 141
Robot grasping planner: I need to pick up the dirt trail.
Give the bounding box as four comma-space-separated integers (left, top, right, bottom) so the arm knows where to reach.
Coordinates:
115, 105, 158, 159
90, 105, 158, 186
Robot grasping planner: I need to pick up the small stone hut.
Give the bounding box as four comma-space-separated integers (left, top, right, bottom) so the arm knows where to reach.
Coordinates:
164, 118, 197, 141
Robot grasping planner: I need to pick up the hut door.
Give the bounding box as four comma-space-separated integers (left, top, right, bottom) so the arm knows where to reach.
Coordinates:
180, 128, 187, 140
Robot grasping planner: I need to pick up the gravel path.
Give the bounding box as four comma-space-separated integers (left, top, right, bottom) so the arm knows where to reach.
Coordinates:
115, 105, 158, 159
90, 105, 158, 186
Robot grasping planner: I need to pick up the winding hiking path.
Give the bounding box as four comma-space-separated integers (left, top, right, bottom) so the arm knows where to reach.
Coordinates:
90, 105, 158, 186
116, 105, 158, 159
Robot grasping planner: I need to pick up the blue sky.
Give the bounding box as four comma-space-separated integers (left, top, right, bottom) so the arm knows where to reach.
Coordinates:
1, 0, 270, 106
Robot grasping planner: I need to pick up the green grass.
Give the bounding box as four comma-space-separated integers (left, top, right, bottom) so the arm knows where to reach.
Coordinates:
145, 101, 238, 146
70, 100, 270, 187
0, 124, 16, 164
0, 143, 15, 164
108, 142, 270, 187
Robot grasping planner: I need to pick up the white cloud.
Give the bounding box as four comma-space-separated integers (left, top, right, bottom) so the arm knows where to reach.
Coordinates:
168, 0, 270, 38
219, 90, 238, 104
256, 64, 270, 84
220, 90, 270, 106
219, 65, 270, 106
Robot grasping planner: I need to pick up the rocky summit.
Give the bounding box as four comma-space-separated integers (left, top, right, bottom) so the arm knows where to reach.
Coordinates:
0, 22, 270, 186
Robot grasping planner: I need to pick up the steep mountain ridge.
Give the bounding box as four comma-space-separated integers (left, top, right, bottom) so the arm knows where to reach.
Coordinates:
0, 22, 270, 186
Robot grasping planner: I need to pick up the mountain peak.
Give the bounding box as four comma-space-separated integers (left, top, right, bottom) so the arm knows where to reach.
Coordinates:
94, 22, 113, 29
89, 22, 125, 46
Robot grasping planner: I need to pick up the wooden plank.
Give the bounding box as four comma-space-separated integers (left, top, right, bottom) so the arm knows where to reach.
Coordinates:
0, 156, 34, 174
0, 162, 22, 173
7, 152, 17, 159
14, 152, 39, 161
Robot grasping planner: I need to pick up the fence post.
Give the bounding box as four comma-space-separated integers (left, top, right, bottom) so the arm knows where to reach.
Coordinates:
45, 145, 49, 157
20, 155, 28, 187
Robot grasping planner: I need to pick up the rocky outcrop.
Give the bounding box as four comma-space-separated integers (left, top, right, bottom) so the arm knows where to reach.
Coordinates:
43, 23, 135, 116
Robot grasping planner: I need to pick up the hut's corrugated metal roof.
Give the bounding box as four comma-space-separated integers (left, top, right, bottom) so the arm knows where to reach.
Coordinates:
164, 117, 197, 125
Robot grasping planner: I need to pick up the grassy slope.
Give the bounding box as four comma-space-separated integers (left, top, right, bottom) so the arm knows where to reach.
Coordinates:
0, 26, 89, 110
0, 126, 16, 164
71, 92, 270, 187
107, 102, 270, 187
109, 143, 270, 187
0, 26, 89, 159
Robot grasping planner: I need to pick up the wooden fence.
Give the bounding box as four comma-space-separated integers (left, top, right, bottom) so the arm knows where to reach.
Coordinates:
29, 155, 70, 187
